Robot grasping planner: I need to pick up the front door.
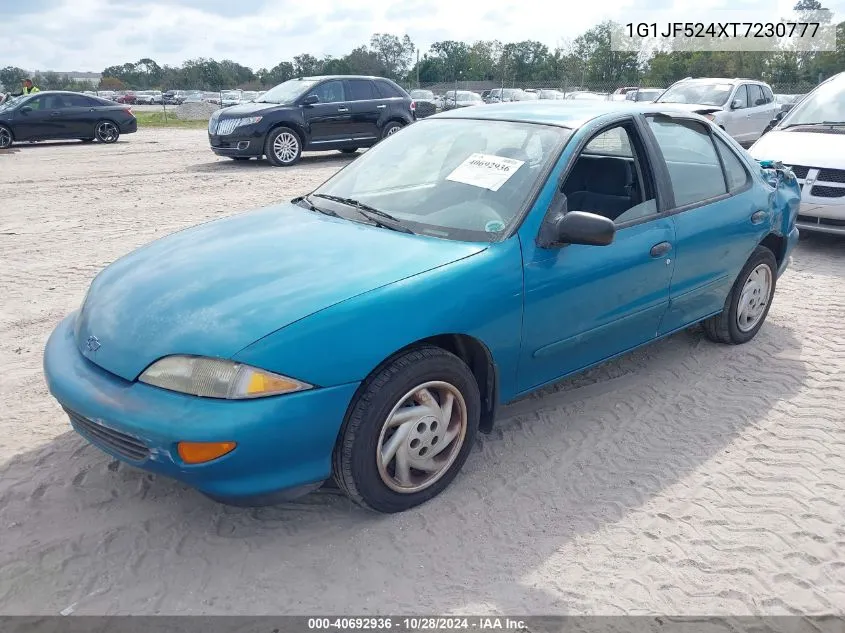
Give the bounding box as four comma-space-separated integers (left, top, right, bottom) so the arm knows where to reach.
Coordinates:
724, 84, 751, 142
303, 80, 352, 147
518, 120, 676, 393
12, 94, 58, 140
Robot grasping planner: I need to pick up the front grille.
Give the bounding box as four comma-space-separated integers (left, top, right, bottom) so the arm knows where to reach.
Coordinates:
798, 214, 845, 227
817, 168, 845, 183
215, 119, 240, 136
810, 185, 845, 198
65, 407, 150, 462
788, 165, 810, 178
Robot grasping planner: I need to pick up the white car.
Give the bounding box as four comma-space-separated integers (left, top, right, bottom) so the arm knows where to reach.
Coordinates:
654, 78, 779, 146
749, 72, 845, 236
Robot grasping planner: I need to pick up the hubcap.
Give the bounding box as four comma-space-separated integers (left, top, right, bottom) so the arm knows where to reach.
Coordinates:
0, 128, 10, 148
376, 381, 468, 494
736, 263, 772, 332
273, 132, 299, 163
386, 125, 401, 136
97, 122, 118, 142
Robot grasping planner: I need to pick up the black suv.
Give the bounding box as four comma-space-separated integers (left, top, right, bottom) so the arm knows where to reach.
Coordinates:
207, 75, 416, 166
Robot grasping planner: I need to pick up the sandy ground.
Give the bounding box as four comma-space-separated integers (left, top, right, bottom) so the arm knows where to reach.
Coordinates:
0, 128, 843, 616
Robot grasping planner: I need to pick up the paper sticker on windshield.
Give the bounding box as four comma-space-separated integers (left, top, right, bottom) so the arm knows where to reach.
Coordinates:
446, 153, 525, 191
485, 220, 505, 233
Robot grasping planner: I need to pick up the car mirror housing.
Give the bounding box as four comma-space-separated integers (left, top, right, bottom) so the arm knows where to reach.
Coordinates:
19, 105, 32, 114
731, 99, 744, 110
301, 94, 319, 106
538, 196, 616, 248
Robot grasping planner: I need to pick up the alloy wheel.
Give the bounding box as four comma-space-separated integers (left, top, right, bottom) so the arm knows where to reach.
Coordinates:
272, 132, 299, 164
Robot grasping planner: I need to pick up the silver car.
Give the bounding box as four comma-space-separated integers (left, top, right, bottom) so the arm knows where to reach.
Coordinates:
655, 77, 780, 146
749, 72, 845, 236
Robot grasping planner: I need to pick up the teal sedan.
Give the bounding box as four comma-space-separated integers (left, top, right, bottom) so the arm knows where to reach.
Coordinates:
43, 102, 800, 513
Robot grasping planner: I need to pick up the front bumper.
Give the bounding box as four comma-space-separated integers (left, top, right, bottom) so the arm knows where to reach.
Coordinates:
208, 131, 264, 157
43, 313, 359, 504
796, 200, 845, 236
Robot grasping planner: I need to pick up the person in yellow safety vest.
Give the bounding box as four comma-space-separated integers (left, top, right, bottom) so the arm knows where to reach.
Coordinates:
22, 79, 40, 95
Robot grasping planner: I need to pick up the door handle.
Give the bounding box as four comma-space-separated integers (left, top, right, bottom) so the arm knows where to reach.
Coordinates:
337, 107, 349, 113
377, 104, 387, 109
650, 241, 672, 257
751, 210, 767, 224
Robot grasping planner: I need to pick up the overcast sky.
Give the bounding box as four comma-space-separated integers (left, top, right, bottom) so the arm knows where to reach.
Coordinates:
1, 0, 841, 72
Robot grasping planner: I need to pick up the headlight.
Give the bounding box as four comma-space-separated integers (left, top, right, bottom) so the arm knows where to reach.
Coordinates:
138, 355, 312, 399
236, 116, 262, 126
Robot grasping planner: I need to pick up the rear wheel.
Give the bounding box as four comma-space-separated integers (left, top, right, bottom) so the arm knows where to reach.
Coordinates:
703, 246, 777, 345
94, 120, 120, 143
333, 345, 480, 513
0, 125, 12, 149
381, 121, 403, 139
264, 127, 301, 166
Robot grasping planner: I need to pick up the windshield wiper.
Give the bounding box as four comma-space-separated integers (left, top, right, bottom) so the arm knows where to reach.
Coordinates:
295, 194, 342, 218
781, 121, 845, 130
311, 194, 414, 233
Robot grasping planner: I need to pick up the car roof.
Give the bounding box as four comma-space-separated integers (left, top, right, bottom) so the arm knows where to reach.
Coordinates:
299, 75, 396, 82
429, 100, 711, 129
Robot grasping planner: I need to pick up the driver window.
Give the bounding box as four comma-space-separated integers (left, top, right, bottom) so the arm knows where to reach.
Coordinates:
309, 80, 345, 104
561, 124, 657, 225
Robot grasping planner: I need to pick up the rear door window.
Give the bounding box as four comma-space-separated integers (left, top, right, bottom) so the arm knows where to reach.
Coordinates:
747, 84, 765, 107
347, 79, 379, 101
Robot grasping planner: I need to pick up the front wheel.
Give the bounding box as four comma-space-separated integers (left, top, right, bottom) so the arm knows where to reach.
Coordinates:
333, 345, 480, 513
0, 125, 12, 149
264, 127, 301, 167
95, 120, 120, 143
703, 245, 777, 345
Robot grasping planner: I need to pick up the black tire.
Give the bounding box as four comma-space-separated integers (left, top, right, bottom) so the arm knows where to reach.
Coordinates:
703, 245, 778, 345
0, 125, 12, 149
381, 121, 403, 139
94, 120, 120, 143
264, 126, 301, 167
340, 148, 359, 154
333, 345, 480, 513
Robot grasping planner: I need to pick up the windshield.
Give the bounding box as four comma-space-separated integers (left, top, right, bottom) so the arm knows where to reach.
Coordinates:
257, 79, 317, 104
636, 89, 663, 101
411, 90, 434, 100
656, 82, 734, 106
779, 75, 845, 127
309, 118, 570, 242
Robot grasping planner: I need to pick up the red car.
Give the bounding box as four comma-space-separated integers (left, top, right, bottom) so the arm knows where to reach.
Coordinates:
115, 91, 136, 104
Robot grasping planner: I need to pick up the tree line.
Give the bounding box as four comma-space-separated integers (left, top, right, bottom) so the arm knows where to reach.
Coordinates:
2, 1, 842, 95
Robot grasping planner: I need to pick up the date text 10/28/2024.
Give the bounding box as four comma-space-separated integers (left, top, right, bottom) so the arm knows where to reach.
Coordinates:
307, 618, 528, 631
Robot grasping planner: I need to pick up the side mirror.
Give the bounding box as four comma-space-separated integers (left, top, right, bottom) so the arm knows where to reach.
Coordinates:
538, 200, 616, 248
19, 105, 32, 114
731, 99, 744, 110
301, 94, 319, 106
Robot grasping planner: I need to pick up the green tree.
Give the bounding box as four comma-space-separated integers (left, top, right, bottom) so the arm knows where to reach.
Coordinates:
0, 66, 29, 91
369, 33, 415, 80
293, 54, 322, 77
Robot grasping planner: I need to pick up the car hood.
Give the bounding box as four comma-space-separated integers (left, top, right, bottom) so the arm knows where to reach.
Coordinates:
216, 101, 290, 117
74, 203, 486, 381
749, 129, 845, 169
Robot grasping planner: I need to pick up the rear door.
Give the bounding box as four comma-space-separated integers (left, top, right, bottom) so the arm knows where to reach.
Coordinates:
643, 115, 772, 334
344, 79, 382, 143
60, 94, 99, 137
302, 79, 352, 146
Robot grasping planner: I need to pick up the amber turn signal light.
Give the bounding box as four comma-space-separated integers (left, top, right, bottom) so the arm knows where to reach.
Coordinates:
177, 441, 236, 464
